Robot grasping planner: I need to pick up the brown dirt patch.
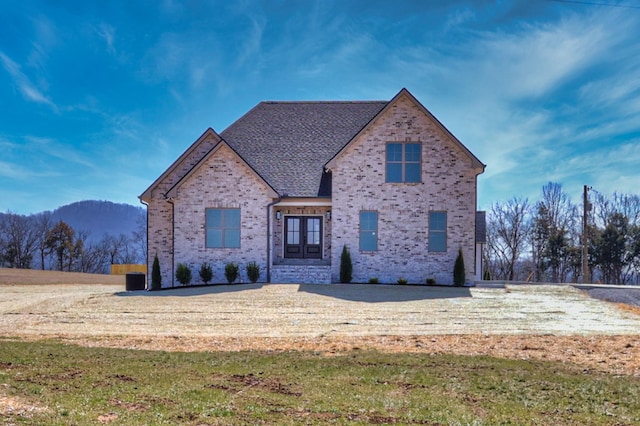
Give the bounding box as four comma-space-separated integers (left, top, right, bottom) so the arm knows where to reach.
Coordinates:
0, 386, 48, 418
6, 333, 640, 377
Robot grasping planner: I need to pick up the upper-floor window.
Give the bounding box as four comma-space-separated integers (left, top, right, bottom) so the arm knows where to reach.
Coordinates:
386, 142, 421, 183
205, 208, 240, 248
429, 211, 447, 252
359, 211, 378, 251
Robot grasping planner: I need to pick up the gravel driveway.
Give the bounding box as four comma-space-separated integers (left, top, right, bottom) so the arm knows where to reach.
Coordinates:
1, 283, 639, 338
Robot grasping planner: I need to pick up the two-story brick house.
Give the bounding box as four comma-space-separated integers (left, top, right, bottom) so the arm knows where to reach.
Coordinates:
140, 88, 485, 286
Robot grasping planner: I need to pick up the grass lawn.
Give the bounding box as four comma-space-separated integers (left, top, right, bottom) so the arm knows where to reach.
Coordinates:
1, 340, 639, 425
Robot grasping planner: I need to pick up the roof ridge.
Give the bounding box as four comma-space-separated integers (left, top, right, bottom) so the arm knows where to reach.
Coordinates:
259, 100, 387, 105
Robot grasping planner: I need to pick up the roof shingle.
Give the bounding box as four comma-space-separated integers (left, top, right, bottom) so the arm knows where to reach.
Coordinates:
220, 101, 388, 197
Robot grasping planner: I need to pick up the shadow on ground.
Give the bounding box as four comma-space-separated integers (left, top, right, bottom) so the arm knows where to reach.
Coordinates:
115, 283, 264, 297
298, 283, 472, 303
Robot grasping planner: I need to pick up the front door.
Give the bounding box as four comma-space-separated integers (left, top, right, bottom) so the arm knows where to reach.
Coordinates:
285, 216, 322, 259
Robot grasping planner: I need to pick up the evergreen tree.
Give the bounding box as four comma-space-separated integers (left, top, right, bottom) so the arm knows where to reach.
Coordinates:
453, 248, 466, 286
151, 253, 161, 290
340, 245, 352, 283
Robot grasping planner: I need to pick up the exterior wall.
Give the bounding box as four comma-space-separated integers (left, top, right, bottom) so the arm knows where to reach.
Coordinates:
146, 194, 175, 288
169, 144, 274, 286
331, 94, 478, 284
145, 133, 220, 287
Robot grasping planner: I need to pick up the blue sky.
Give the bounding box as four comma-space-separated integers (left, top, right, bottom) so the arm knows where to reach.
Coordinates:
1, 0, 639, 215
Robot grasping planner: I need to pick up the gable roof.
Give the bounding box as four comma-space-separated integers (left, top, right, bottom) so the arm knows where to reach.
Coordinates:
164, 140, 278, 199
140, 88, 484, 202
220, 100, 387, 197
139, 128, 222, 202
325, 88, 485, 173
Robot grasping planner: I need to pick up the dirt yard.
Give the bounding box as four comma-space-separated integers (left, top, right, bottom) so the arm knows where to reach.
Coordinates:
1, 268, 640, 375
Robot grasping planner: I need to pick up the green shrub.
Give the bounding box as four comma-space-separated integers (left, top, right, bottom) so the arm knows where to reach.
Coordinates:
453, 248, 466, 286
246, 261, 260, 283
340, 245, 352, 283
225, 262, 239, 284
151, 254, 161, 290
426, 278, 436, 286
397, 277, 408, 285
483, 269, 491, 281
368, 277, 379, 284
199, 262, 213, 284
176, 263, 192, 286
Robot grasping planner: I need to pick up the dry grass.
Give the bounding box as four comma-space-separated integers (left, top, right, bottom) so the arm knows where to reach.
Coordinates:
0, 267, 123, 285
1, 268, 640, 376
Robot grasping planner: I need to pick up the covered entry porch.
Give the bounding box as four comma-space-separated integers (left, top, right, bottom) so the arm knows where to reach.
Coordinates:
270, 199, 332, 284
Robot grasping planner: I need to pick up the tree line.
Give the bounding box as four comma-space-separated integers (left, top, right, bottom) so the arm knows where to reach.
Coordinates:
0, 212, 146, 274
485, 182, 640, 285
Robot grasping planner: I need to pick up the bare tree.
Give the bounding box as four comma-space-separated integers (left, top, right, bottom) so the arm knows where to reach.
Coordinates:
33, 212, 53, 270
132, 211, 147, 264
76, 236, 110, 274
0, 212, 38, 268
531, 183, 579, 282
486, 197, 531, 281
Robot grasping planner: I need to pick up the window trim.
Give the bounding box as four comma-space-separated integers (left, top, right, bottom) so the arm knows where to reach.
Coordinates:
428, 211, 447, 253
385, 142, 422, 183
359, 210, 378, 252
205, 208, 241, 249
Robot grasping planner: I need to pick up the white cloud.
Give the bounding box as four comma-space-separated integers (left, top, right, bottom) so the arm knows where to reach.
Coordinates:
95, 23, 116, 55
26, 15, 58, 71
445, 7, 476, 31
0, 51, 57, 110
235, 16, 266, 69
0, 160, 37, 180
25, 136, 97, 171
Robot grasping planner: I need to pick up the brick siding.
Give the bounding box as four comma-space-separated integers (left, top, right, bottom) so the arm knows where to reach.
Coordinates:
147, 143, 273, 287
330, 94, 477, 284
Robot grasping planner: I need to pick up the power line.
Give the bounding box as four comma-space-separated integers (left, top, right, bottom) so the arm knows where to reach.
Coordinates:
549, 0, 640, 9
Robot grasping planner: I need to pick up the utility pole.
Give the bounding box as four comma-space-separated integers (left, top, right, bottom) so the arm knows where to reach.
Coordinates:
582, 185, 590, 284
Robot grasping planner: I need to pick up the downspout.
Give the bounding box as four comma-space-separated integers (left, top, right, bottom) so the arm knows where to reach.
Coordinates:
266, 196, 282, 283
170, 199, 175, 288
139, 198, 150, 287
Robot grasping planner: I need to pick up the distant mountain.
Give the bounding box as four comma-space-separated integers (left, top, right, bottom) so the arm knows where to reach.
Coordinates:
48, 200, 145, 242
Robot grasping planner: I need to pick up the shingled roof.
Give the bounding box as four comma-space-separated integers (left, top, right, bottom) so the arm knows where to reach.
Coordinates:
221, 101, 388, 197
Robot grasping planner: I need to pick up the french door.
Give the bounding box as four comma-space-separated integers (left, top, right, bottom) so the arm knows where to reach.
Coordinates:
284, 216, 322, 259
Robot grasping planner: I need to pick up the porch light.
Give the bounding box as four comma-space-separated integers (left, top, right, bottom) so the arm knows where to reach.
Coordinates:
326, 211, 331, 220
276, 210, 282, 220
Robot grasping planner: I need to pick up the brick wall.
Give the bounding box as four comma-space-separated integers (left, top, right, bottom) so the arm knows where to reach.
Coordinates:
330, 94, 478, 284
145, 132, 220, 288
172, 144, 274, 285
147, 142, 274, 287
